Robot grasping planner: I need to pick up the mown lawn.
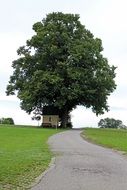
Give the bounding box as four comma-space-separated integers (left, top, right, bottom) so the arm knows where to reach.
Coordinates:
82, 128, 127, 152
0, 125, 63, 190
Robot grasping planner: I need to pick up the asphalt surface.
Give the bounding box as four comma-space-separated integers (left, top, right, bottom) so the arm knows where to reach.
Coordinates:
32, 130, 127, 190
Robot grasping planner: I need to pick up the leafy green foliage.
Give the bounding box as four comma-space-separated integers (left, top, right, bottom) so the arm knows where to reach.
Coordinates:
6, 12, 116, 127
98, 118, 127, 129
0, 118, 14, 125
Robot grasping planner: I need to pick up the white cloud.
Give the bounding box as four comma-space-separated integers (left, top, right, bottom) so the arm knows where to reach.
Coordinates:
0, 95, 18, 102
71, 106, 99, 128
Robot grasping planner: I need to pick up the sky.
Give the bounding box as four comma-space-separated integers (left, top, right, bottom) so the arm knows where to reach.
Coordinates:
0, 0, 127, 128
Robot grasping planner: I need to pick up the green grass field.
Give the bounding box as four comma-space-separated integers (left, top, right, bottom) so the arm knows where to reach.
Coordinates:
0, 125, 63, 190
82, 128, 127, 152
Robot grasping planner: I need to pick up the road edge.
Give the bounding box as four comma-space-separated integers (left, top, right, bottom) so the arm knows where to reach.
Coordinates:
80, 131, 127, 158
28, 157, 56, 189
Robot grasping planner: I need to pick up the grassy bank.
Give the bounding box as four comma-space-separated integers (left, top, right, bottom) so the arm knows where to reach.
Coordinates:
0, 125, 63, 189
82, 128, 127, 152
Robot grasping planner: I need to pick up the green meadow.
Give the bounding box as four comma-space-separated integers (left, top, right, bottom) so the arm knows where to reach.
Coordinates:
0, 125, 62, 190
82, 128, 127, 152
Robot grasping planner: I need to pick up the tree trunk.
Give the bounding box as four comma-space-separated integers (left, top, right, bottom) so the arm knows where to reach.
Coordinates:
60, 108, 68, 128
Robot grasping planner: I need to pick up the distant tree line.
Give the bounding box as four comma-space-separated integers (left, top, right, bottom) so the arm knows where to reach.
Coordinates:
0, 118, 14, 125
98, 118, 127, 129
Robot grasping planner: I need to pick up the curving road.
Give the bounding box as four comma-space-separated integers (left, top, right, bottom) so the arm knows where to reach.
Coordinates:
32, 130, 127, 190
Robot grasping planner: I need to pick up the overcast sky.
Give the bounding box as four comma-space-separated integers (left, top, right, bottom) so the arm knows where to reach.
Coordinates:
0, 0, 127, 127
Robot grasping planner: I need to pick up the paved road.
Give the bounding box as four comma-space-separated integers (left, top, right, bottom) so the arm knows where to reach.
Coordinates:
32, 130, 127, 190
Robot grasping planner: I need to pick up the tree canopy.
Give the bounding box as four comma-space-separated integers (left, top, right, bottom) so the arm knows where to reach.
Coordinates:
98, 118, 126, 129
6, 12, 116, 127
0, 118, 14, 125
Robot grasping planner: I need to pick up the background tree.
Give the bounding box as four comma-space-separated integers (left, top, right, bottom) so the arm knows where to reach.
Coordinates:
6, 12, 116, 128
98, 118, 126, 129
0, 118, 14, 125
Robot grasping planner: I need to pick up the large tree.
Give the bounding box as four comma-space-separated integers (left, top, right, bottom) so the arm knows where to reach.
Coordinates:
6, 12, 116, 127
